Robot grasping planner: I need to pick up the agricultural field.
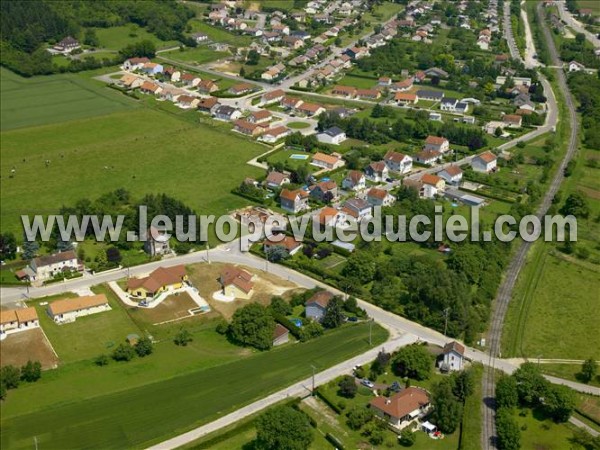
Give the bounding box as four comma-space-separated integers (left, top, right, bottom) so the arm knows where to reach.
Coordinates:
0, 68, 136, 131
0, 105, 266, 237
0, 322, 388, 450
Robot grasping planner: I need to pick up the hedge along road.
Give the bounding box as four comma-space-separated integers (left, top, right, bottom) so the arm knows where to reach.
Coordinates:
0, 323, 389, 450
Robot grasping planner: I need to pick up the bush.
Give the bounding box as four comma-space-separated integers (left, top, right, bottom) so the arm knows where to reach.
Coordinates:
0, 365, 21, 389
20, 360, 42, 382
112, 343, 135, 361
399, 428, 416, 446
94, 354, 110, 366
215, 320, 229, 335
135, 337, 153, 357
338, 375, 358, 398
174, 328, 193, 346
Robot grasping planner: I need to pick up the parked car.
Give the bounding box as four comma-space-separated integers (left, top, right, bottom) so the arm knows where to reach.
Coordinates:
361, 379, 374, 388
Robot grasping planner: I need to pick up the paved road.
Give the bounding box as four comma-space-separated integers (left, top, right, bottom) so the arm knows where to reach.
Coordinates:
520, 0, 541, 68
555, 0, 600, 48
482, 2, 583, 448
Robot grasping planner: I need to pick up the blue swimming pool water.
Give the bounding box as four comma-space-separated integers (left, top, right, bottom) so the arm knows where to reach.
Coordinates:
290, 154, 310, 160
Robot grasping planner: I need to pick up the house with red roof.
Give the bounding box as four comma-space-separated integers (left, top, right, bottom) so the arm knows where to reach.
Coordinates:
370, 387, 432, 429
424, 135, 450, 153
305, 291, 335, 322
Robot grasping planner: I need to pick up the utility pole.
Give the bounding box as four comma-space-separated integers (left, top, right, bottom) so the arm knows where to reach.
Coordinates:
369, 318, 373, 346
206, 243, 210, 264
34, 436, 38, 450
443, 307, 451, 337
310, 364, 317, 395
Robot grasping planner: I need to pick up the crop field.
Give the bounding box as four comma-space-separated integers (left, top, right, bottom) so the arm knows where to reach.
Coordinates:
0, 106, 266, 236
0, 68, 136, 131
0, 323, 388, 450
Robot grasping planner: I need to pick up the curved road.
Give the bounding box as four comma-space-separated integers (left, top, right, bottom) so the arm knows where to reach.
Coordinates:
482, 2, 582, 449
555, 0, 600, 48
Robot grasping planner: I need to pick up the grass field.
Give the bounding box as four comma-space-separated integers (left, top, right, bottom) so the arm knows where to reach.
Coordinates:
94, 25, 179, 51
189, 20, 252, 46
161, 47, 229, 65
516, 409, 579, 450
459, 364, 484, 450
0, 68, 136, 131
541, 363, 600, 388
0, 323, 388, 450
0, 106, 266, 237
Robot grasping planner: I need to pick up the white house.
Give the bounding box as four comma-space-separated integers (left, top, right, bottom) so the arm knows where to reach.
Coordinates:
29, 250, 79, 281
341, 198, 372, 222
471, 151, 497, 173
438, 165, 463, 184
367, 188, 395, 207
370, 387, 432, 430
48, 294, 111, 324
0, 307, 39, 335
123, 57, 150, 71
311, 152, 345, 170
317, 127, 347, 145
342, 170, 366, 191
440, 341, 465, 372
364, 161, 389, 182
424, 135, 450, 153
384, 151, 413, 174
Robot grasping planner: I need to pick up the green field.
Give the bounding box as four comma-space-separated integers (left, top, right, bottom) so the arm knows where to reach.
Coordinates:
287, 121, 311, 129
1, 323, 388, 449
336, 73, 379, 90
516, 409, 580, 450
188, 20, 252, 46
0, 68, 136, 131
161, 47, 229, 65
0, 105, 266, 236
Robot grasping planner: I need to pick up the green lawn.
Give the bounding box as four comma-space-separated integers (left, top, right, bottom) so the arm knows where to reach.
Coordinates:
516, 409, 580, 450
188, 20, 252, 46
1, 107, 266, 237
0, 68, 136, 131
336, 73, 379, 90
287, 121, 311, 129
1, 323, 388, 450
541, 364, 600, 388
458, 364, 483, 450
161, 47, 229, 65
94, 25, 179, 51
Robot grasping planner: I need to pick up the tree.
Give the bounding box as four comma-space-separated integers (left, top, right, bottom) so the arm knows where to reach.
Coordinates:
0, 365, 21, 389
134, 337, 153, 357
20, 360, 41, 382
495, 376, 518, 409
399, 428, 417, 446
322, 296, 345, 329
95, 249, 108, 270
560, 192, 590, 219
338, 375, 358, 398
106, 247, 122, 264
229, 303, 276, 350
300, 319, 323, 340
84, 28, 99, 47
255, 405, 313, 450
512, 362, 548, 406
21, 237, 39, 260
0, 232, 17, 260
112, 343, 135, 361
269, 296, 292, 316
431, 378, 463, 434
371, 350, 391, 377
174, 328, 193, 346
576, 32, 586, 44
247, 49, 260, 65
494, 126, 503, 137
266, 245, 289, 262
580, 358, 598, 383
496, 408, 520, 450
119, 40, 156, 59
392, 344, 433, 380
239, 66, 246, 77
451, 369, 474, 401
346, 406, 373, 430
544, 384, 575, 423
95, 354, 110, 366
342, 252, 376, 284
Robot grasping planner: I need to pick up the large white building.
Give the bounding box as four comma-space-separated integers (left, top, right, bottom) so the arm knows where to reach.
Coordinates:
29, 250, 79, 281
48, 294, 111, 324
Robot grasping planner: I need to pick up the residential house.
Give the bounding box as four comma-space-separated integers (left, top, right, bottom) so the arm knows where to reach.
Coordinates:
344, 46, 369, 60
384, 151, 413, 174
342, 170, 366, 191
280, 189, 310, 213
440, 97, 459, 112
197, 96, 219, 113
391, 79, 413, 92
273, 324, 290, 346
424, 135, 450, 153
305, 291, 335, 322
53, 36, 80, 53
192, 32, 209, 43
471, 151, 497, 173
248, 110, 272, 124
424, 67, 449, 79
176, 95, 200, 109
219, 265, 254, 299
440, 341, 465, 372
438, 165, 463, 184
356, 89, 381, 100
234, 119, 266, 137
123, 57, 150, 71
416, 90, 444, 102
48, 294, 110, 324
140, 81, 162, 95
309, 181, 338, 202
119, 74, 144, 89
283, 36, 304, 49
181, 73, 201, 87
281, 96, 304, 110
502, 114, 523, 128
342, 198, 372, 222
378, 77, 392, 86
367, 187, 395, 207
263, 235, 303, 256
144, 226, 171, 256
29, 250, 79, 281
126, 265, 188, 298
568, 61, 586, 72
364, 161, 389, 182
332, 85, 357, 99
141, 62, 163, 75
420, 174, 445, 198
395, 92, 419, 105
265, 171, 291, 189
197, 80, 219, 94
261, 89, 286, 105
260, 126, 291, 143
0, 307, 39, 334
317, 127, 347, 145
229, 83, 255, 95
311, 152, 345, 170
369, 387, 431, 430
213, 105, 242, 121
297, 102, 326, 117
317, 207, 346, 227
415, 150, 441, 166
495, 76, 531, 87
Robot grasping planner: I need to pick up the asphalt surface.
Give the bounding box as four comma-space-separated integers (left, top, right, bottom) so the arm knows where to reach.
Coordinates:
555, 0, 600, 48
482, 2, 582, 449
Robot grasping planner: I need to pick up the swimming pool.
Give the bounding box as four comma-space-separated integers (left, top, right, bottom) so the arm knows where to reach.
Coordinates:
289, 154, 310, 160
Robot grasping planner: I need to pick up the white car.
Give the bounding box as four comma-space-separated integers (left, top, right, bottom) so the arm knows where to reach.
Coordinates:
361, 379, 374, 388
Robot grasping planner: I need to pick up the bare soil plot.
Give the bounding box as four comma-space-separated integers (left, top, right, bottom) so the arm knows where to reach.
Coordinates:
128, 292, 199, 325
0, 328, 58, 369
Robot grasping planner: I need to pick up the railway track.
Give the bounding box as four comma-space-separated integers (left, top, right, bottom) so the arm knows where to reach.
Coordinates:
482, 2, 580, 448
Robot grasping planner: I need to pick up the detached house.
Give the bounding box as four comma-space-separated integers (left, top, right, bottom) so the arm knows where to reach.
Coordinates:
297, 102, 326, 117
53, 36, 80, 53
265, 171, 291, 189
263, 235, 303, 256
219, 265, 255, 299
198, 80, 219, 94
141, 62, 163, 75
126, 265, 188, 299
342, 198, 372, 222
471, 151, 497, 173
311, 152, 345, 170
365, 161, 389, 182
395, 92, 419, 106
229, 83, 255, 95
181, 73, 201, 87
140, 81, 162, 95
420, 174, 445, 198
0, 307, 39, 334
123, 57, 150, 71
370, 387, 431, 430
234, 119, 266, 137
305, 291, 335, 322
309, 181, 338, 202
48, 294, 110, 324
342, 170, 366, 191
280, 189, 309, 213
260, 126, 291, 143
317, 127, 347, 145
440, 341, 466, 372
438, 165, 463, 184
424, 135, 450, 153
384, 151, 413, 174
213, 105, 242, 121
367, 188, 395, 207
415, 150, 441, 166
29, 250, 79, 281
261, 89, 286, 105
502, 114, 523, 128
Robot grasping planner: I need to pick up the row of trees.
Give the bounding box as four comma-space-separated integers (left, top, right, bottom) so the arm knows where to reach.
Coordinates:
95, 337, 154, 366
569, 71, 600, 150
0, 360, 42, 399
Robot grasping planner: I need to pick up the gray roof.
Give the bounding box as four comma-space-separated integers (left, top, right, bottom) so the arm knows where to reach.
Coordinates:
323, 126, 345, 137
441, 97, 459, 105
417, 90, 444, 99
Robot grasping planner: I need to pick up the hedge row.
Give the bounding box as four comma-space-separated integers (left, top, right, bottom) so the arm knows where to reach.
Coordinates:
314, 387, 343, 414
273, 313, 303, 341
